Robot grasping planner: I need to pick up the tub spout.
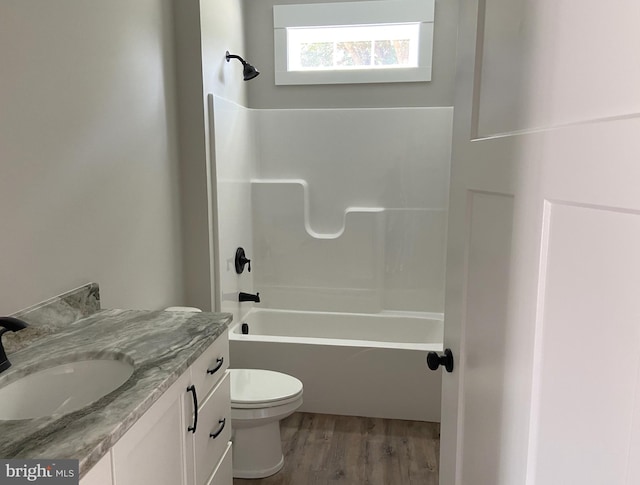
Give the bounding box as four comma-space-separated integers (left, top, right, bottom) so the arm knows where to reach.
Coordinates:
239, 292, 260, 303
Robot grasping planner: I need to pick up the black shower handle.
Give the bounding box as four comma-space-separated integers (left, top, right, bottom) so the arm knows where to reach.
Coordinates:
235, 247, 251, 274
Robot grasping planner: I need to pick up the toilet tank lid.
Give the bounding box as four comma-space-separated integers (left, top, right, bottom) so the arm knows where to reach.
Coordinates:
164, 306, 202, 312
230, 369, 303, 405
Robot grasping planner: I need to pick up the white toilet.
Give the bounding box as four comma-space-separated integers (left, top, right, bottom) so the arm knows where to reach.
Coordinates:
163, 307, 303, 479
230, 368, 303, 478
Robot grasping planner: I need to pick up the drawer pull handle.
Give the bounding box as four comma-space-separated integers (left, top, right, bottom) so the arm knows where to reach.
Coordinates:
209, 418, 226, 439
186, 385, 198, 433
206, 357, 224, 375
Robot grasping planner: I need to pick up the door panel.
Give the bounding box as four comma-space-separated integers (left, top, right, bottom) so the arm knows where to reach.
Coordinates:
530, 203, 640, 484
443, 0, 640, 484
476, 0, 640, 138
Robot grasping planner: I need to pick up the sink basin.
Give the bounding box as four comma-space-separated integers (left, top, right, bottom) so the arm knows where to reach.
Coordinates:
0, 359, 134, 420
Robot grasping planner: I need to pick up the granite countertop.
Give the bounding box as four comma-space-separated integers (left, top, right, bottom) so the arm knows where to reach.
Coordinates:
0, 284, 232, 477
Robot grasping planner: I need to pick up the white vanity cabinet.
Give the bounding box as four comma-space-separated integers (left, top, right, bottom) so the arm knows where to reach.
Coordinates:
80, 330, 231, 485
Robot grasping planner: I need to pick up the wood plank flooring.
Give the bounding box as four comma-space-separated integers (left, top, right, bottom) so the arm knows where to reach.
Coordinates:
233, 412, 439, 485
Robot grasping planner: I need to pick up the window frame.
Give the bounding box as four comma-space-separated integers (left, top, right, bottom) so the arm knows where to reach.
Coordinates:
273, 0, 435, 85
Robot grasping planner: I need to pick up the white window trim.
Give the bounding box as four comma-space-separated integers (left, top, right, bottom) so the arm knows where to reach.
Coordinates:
273, 0, 435, 85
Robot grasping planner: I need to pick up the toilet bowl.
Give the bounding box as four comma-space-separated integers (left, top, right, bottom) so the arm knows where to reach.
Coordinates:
230, 368, 303, 479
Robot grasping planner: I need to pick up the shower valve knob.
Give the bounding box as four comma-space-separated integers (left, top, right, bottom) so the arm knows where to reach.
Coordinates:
235, 247, 251, 274
427, 349, 454, 373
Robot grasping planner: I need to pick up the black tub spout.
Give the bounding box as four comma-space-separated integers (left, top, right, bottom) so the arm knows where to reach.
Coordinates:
239, 292, 260, 303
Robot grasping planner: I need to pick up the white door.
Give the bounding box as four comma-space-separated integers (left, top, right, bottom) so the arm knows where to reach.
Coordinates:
440, 1, 640, 484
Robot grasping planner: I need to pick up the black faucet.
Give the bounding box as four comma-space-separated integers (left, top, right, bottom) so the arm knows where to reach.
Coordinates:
0, 317, 28, 373
238, 292, 260, 303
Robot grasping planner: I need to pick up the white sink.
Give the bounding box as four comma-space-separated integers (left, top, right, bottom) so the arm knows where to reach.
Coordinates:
0, 359, 134, 420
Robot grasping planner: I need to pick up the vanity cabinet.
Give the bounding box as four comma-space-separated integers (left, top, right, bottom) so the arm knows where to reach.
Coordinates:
80, 330, 231, 485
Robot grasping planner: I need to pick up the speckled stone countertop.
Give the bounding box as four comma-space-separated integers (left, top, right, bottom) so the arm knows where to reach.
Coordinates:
0, 284, 232, 477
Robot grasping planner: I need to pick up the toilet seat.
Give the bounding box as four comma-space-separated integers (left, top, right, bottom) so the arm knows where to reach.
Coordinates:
230, 369, 303, 409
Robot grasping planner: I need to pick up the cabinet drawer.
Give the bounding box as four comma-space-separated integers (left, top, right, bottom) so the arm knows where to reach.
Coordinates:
206, 442, 232, 485
191, 330, 229, 400
194, 372, 231, 485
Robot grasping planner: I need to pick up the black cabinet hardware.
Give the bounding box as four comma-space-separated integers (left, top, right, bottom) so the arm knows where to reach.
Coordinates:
210, 418, 226, 439
206, 357, 224, 375
186, 385, 198, 433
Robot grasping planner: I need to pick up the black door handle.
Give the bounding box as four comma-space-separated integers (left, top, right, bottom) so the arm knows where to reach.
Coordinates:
427, 348, 454, 373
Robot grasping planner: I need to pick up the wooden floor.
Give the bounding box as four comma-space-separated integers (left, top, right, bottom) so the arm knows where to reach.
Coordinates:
233, 412, 439, 485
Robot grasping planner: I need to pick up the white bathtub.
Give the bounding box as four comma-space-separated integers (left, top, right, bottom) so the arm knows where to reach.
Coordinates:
229, 308, 443, 422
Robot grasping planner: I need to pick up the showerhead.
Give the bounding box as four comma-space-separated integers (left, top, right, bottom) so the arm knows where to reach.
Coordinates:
242, 63, 260, 81
225, 51, 260, 81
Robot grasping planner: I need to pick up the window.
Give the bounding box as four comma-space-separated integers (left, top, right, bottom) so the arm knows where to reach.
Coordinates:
274, 0, 435, 85
288, 24, 421, 71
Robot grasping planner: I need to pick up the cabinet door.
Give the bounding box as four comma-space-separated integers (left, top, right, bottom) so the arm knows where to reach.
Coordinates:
79, 452, 113, 485
112, 372, 192, 485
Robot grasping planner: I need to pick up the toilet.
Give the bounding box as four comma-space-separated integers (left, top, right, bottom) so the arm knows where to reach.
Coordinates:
164, 307, 303, 479
230, 368, 303, 478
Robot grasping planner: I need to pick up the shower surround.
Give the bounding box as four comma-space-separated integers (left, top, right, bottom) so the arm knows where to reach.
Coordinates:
211, 96, 452, 420
252, 106, 452, 314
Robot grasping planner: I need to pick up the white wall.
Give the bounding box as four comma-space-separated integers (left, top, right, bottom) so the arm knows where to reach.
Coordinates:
200, 0, 249, 104
251, 107, 453, 313
0, 0, 183, 314
173, 0, 249, 310
243, 0, 459, 109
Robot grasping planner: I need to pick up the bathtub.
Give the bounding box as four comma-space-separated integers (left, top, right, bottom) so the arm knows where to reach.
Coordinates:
229, 308, 443, 422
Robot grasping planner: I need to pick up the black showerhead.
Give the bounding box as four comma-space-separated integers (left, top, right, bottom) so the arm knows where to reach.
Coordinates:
226, 51, 260, 81
242, 63, 260, 81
